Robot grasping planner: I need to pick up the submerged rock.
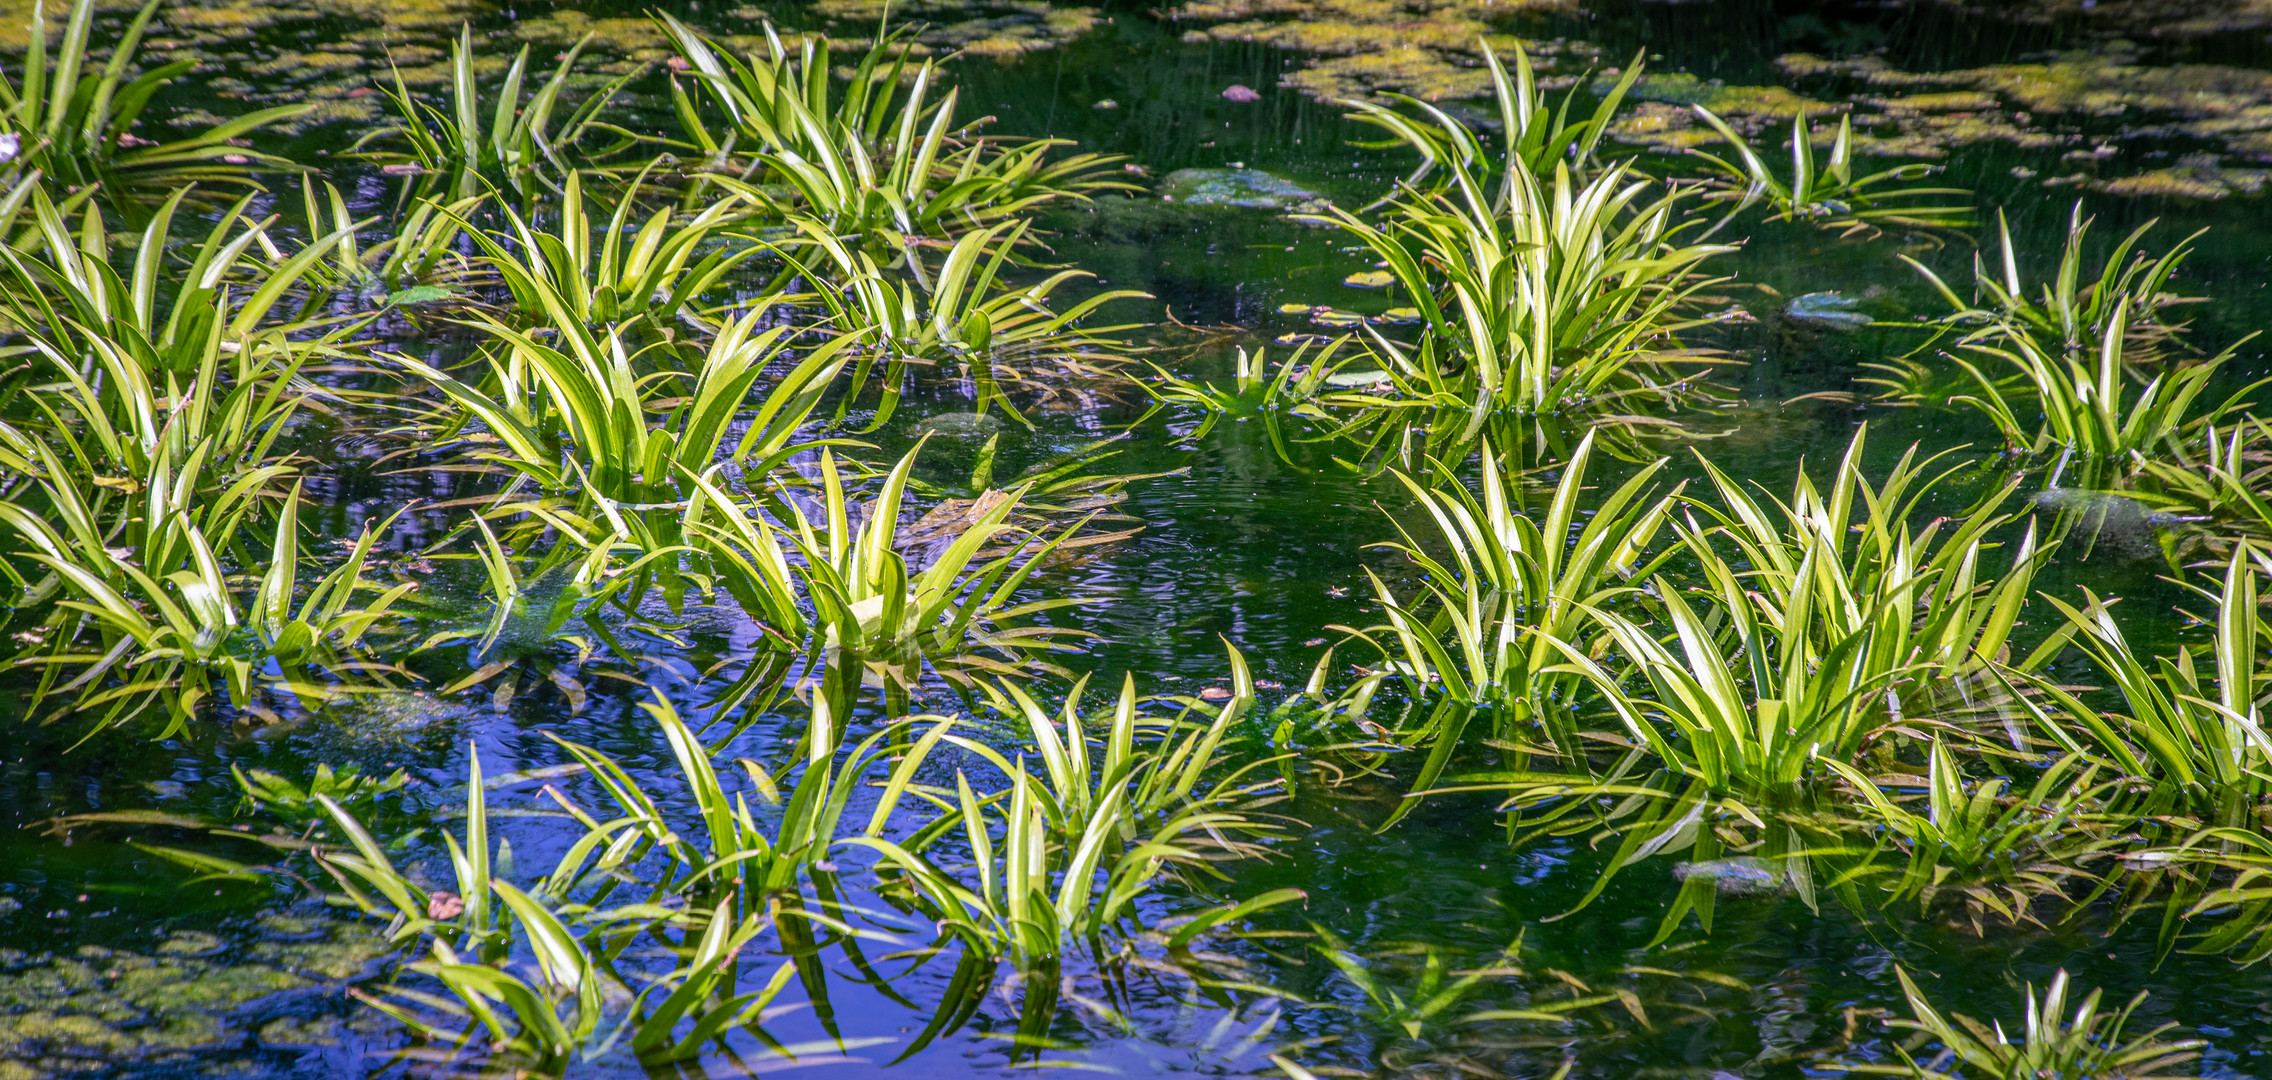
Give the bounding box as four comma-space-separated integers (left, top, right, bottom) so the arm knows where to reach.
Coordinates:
915, 411, 1008, 438
2030, 488, 2203, 561
1672, 856, 1792, 895
1158, 168, 1322, 210
1785, 292, 1874, 329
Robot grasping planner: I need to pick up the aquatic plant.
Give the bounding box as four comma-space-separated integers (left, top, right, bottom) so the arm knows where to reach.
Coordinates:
977, 648, 1286, 836
850, 669, 1292, 965
1689, 108, 1972, 234
767, 213, 1147, 385
2135, 418, 2272, 547
298, 179, 488, 305
355, 27, 637, 201
0, 465, 410, 733
395, 307, 856, 505
1312, 927, 1526, 1039
0, 0, 310, 204
1952, 298, 2251, 463
2002, 544, 2272, 821
1683, 431, 2057, 710
1310, 154, 1733, 427
1341, 41, 1647, 198
689, 444, 1093, 719
456, 168, 764, 342
1827, 742, 2116, 930
7, 309, 315, 500
1538, 432, 2046, 797
1850, 968, 2203, 1080
1343, 430, 1680, 810
0, 185, 357, 380
660, 18, 1129, 253
233, 760, 408, 824
1907, 203, 2203, 360
1141, 338, 1359, 448
543, 698, 953, 900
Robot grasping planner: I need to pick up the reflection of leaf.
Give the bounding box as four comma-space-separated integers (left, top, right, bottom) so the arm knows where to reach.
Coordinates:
386, 285, 456, 307
1343, 270, 1394, 288
128, 842, 265, 882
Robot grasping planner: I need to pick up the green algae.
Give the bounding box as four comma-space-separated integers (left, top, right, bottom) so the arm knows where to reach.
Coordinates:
1168, 0, 1594, 102
1776, 48, 2272, 171
0, 918, 391, 1077
810, 0, 1100, 57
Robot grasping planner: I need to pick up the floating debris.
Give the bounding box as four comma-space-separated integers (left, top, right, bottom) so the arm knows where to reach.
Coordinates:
1221, 83, 1262, 102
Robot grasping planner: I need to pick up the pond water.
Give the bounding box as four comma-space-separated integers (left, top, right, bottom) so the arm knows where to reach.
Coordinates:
3, 0, 2272, 1076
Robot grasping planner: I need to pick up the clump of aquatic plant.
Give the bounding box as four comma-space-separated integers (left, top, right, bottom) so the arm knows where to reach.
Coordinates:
659, 18, 1132, 256
0, 466, 411, 733
321, 741, 803, 1067
1340, 429, 1681, 817
1683, 430, 2058, 710
1308, 151, 1734, 429
0, 186, 358, 380
1827, 741, 2117, 932
354, 28, 637, 201
2002, 544, 2272, 822
1848, 968, 2203, 1080
1141, 337, 1359, 448
1906, 202, 2203, 360
1342, 40, 1646, 197
1689, 108, 1973, 234
234, 760, 408, 824
2135, 418, 2272, 548
395, 307, 856, 506
298, 179, 488, 307
1948, 298, 2252, 462
7, 308, 316, 503
768, 213, 1147, 402
975, 647, 1288, 836
457, 169, 764, 343
1546, 431, 2047, 798
687, 444, 1094, 719
542, 696, 953, 902
0, 0, 311, 205
851, 661, 1295, 966
1311, 928, 1526, 1039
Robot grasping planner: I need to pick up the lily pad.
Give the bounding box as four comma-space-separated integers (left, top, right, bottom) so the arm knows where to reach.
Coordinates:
1278, 302, 1314, 314
1343, 270, 1395, 288
1310, 310, 1367, 328
1372, 307, 1423, 325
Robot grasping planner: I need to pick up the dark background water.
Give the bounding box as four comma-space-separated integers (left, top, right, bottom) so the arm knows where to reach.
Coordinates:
3, 0, 2272, 1074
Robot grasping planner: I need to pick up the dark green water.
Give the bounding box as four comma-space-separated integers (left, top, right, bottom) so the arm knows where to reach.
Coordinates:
4, 0, 2272, 1075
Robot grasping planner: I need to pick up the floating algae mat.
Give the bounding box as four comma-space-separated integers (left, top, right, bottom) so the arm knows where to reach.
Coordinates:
0, 0, 2271, 1076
